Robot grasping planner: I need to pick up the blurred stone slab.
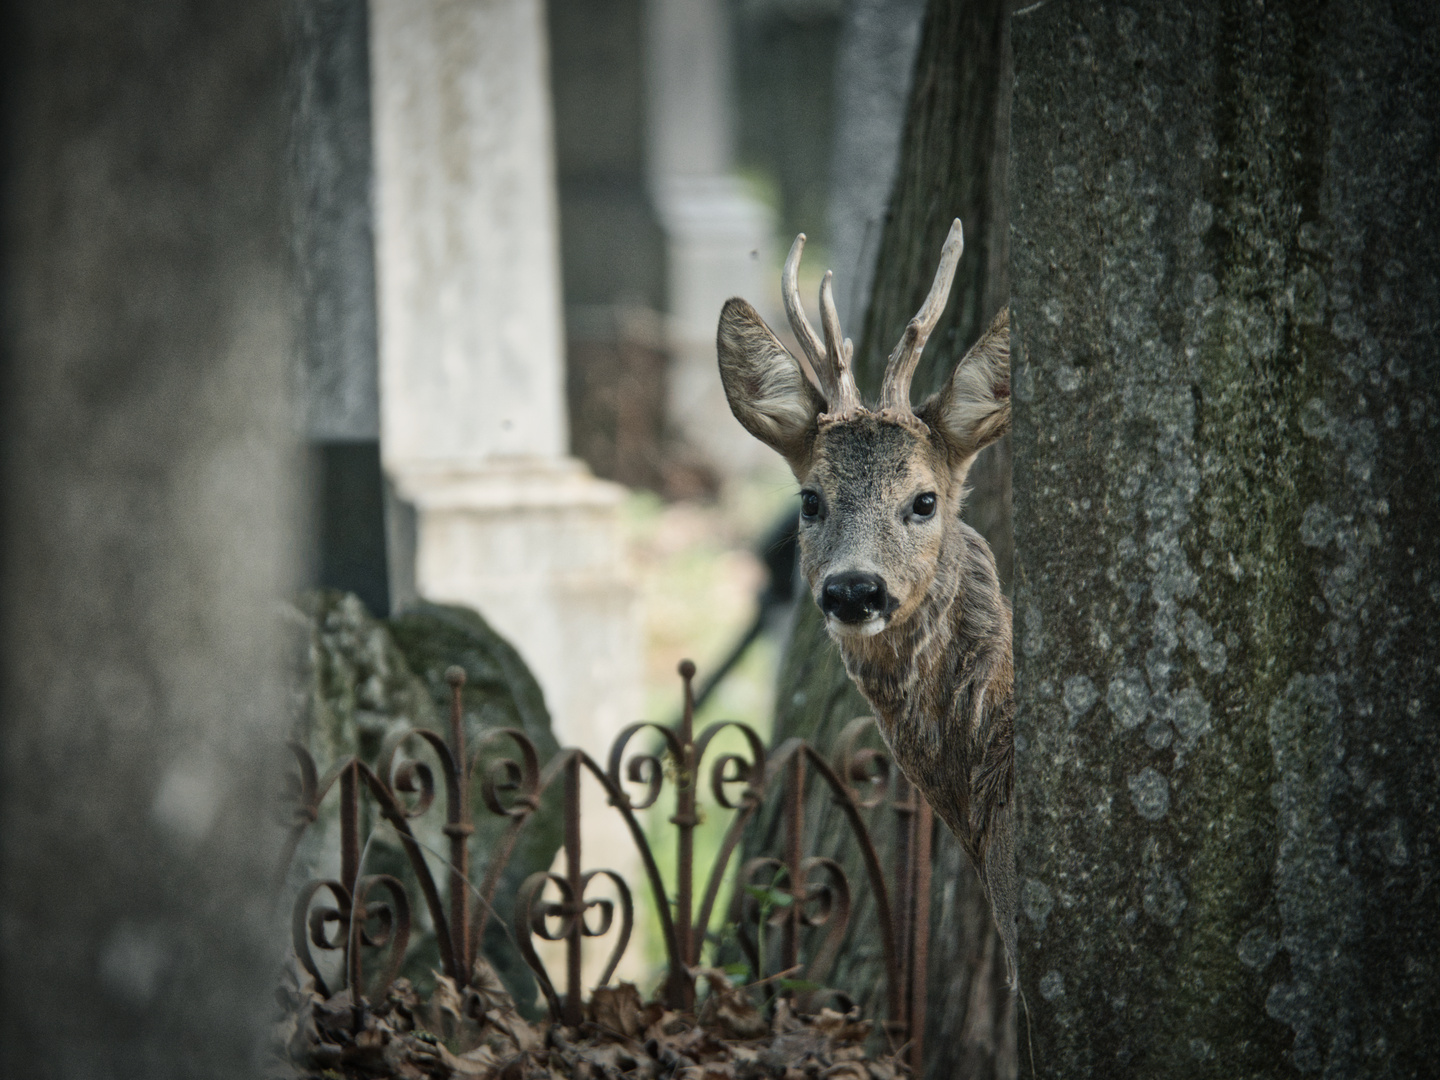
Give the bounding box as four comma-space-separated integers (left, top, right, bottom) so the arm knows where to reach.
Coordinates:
369, 0, 640, 753
646, 0, 776, 478
1, 3, 298, 1073
292, 0, 391, 613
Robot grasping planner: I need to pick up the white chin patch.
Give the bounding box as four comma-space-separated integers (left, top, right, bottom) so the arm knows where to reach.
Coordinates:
827, 614, 888, 639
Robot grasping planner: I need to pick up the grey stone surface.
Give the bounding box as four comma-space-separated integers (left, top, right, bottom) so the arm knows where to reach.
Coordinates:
370, 0, 568, 469
0, 3, 298, 1074
292, 0, 380, 442
1010, 2, 1440, 1076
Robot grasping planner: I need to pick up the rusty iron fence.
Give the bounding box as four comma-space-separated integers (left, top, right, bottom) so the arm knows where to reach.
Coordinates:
281, 661, 936, 1071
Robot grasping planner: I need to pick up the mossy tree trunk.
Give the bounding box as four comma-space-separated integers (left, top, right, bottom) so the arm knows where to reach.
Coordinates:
1010, 2, 1439, 1076
755, 2, 1017, 1077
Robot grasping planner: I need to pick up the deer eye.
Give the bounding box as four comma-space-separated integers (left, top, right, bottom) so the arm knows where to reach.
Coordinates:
800, 490, 821, 520
910, 492, 938, 520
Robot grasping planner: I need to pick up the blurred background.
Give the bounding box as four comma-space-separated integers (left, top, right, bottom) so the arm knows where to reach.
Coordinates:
297, 0, 934, 748
0, 0, 965, 1072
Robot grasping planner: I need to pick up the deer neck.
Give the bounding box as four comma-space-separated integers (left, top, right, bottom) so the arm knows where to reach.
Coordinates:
832, 525, 970, 729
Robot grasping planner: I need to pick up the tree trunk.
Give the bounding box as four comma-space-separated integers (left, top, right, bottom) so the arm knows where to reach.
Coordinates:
756, 2, 1018, 1077
1010, 2, 1440, 1076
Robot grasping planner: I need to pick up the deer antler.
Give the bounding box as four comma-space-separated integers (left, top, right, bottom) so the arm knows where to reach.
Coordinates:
879, 218, 965, 415
782, 234, 833, 402
783, 234, 862, 416
820, 271, 862, 416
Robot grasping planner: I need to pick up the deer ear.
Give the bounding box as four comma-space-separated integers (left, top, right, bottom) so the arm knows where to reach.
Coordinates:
917, 306, 1011, 470
717, 297, 825, 470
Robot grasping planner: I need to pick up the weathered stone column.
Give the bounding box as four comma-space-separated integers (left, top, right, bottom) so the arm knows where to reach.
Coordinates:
646, 0, 776, 477
1011, 3, 1439, 1076
1, 3, 297, 1074
369, 0, 640, 761
368, 0, 644, 982
294, 0, 391, 615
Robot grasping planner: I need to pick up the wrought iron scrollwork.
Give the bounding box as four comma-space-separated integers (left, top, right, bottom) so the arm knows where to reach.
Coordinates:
280, 658, 936, 1072
517, 868, 633, 1020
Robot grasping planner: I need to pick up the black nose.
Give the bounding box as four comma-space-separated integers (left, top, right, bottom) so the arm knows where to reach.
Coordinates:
821, 572, 892, 624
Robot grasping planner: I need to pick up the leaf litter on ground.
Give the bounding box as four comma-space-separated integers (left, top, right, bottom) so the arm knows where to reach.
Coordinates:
273, 959, 908, 1080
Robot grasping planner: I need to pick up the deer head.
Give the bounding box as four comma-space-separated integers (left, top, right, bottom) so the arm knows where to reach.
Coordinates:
717, 220, 1010, 641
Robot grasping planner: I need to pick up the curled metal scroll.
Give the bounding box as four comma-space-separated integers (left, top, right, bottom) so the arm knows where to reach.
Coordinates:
733, 856, 850, 992
791, 856, 851, 992
515, 869, 634, 1020
690, 721, 769, 956
833, 715, 893, 809
606, 721, 684, 810
291, 874, 411, 1000
278, 663, 926, 1059
472, 728, 541, 818
377, 728, 452, 820
465, 727, 544, 966
293, 879, 350, 999
696, 720, 767, 810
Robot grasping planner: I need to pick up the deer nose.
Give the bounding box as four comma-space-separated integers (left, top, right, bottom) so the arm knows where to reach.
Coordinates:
821, 572, 892, 624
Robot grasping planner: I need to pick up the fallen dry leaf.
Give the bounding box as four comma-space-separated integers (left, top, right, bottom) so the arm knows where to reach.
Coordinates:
277, 964, 909, 1080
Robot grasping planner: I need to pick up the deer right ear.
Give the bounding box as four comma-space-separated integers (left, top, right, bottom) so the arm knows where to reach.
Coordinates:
717, 298, 826, 470
917, 305, 1011, 471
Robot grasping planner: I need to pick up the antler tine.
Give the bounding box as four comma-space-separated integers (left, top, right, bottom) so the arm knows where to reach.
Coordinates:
820, 270, 861, 414
782, 234, 834, 403
880, 218, 965, 413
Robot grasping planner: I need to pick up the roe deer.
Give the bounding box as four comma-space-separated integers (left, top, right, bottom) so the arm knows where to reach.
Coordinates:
716, 220, 1016, 982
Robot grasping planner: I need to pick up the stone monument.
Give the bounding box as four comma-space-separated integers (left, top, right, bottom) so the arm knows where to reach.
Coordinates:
369, 0, 640, 764
646, 0, 776, 477
368, 0, 644, 985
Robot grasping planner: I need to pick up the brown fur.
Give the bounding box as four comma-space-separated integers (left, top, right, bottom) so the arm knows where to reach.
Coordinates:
718, 295, 1017, 984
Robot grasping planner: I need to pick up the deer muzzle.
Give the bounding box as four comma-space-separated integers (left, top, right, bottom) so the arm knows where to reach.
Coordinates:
820, 571, 897, 629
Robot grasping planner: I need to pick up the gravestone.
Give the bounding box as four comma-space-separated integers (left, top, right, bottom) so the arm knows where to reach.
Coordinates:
367, 0, 645, 982
368, 0, 640, 767
293, 0, 391, 616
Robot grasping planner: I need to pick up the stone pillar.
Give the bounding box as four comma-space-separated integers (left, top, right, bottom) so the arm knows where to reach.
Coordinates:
294, 0, 391, 616
1, 3, 297, 1074
548, 0, 670, 493
369, 2, 643, 985
1011, 2, 1439, 1076
645, 0, 776, 478
369, 0, 640, 760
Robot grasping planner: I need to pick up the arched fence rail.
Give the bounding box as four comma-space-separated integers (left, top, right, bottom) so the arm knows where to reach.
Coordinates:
281, 660, 937, 1072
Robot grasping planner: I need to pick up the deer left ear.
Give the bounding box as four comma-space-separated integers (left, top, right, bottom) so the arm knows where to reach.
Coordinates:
916, 306, 1011, 471
717, 297, 826, 472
